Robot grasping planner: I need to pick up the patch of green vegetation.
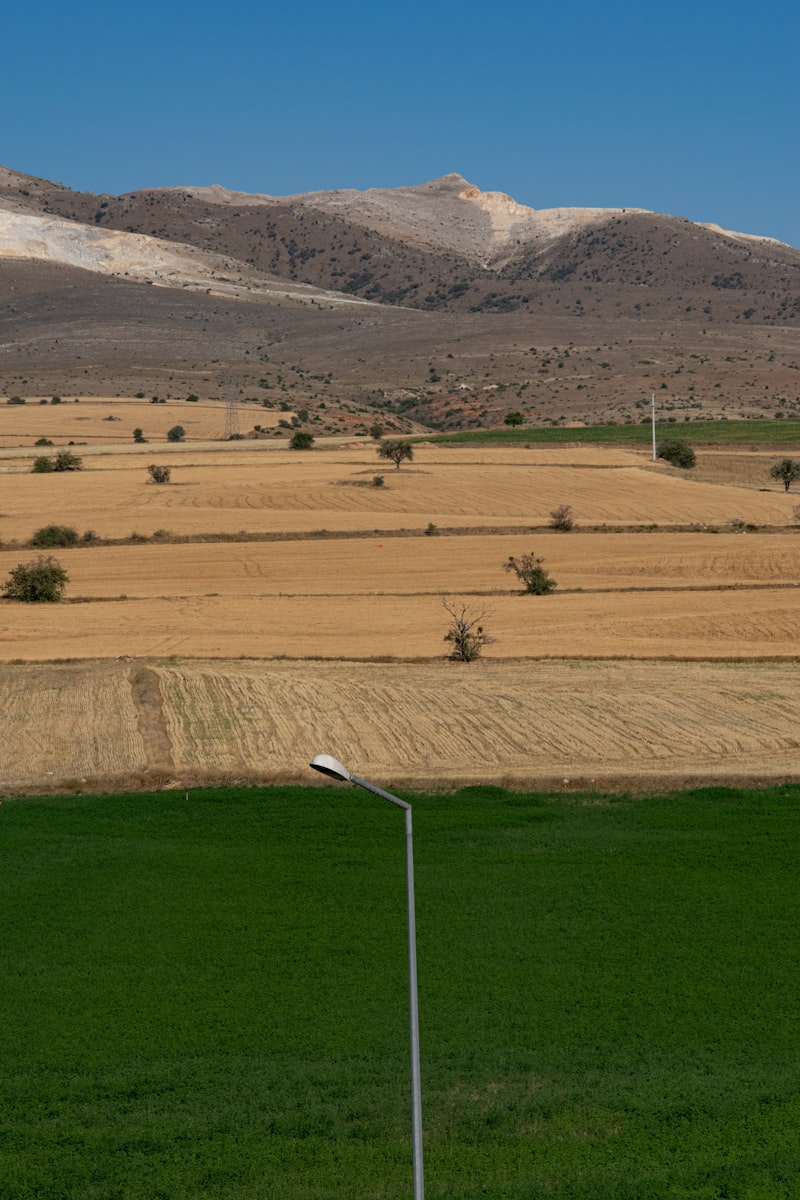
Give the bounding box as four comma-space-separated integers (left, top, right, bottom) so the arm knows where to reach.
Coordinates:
2, 783, 799, 1198
422, 419, 800, 448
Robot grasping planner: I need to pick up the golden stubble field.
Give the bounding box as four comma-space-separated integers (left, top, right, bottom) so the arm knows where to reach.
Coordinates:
1, 426, 800, 791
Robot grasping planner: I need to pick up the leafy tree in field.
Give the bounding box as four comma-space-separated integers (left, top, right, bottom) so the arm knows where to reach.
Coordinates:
504, 411, 524, 426
133, 428, 147, 443
147, 465, 171, 484
369, 423, 384, 441
32, 456, 54, 473
657, 439, 696, 468
378, 439, 413, 470
35, 437, 54, 447
167, 425, 186, 442
54, 450, 83, 471
769, 458, 800, 492
504, 552, 557, 594
2, 555, 69, 602
290, 431, 314, 450
30, 525, 79, 548
442, 598, 495, 661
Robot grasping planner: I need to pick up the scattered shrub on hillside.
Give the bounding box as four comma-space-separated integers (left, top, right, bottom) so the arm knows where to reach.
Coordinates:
147, 465, 171, 484
658, 439, 696, 468
504, 552, 557, 594
769, 458, 800, 492
2, 555, 69, 602
167, 425, 186, 442
442, 597, 495, 662
29, 525, 79, 548
290, 431, 314, 450
550, 504, 574, 531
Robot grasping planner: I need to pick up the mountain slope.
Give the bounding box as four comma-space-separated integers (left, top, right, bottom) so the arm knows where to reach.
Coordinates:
1, 165, 798, 430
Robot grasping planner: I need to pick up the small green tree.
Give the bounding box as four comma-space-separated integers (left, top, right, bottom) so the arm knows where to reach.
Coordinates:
3, 555, 69, 602
504, 552, 557, 594
290, 431, 315, 450
657, 439, 696, 468
53, 450, 82, 472
167, 425, 186, 442
133, 427, 147, 443
369, 422, 384, 440
504, 411, 524, 426
442, 598, 495, 662
147, 464, 171, 484
769, 458, 800, 492
32, 456, 54, 473
378, 439, 413, 470
30, 525, 79, 548
34, 437, 54, 447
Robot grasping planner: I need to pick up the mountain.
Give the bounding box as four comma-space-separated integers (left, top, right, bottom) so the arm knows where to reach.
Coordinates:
1, 165, 798, 432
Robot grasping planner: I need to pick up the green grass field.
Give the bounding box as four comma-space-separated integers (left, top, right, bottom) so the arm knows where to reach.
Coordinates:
423, 419, 800, 448
2, 783, 799, 1199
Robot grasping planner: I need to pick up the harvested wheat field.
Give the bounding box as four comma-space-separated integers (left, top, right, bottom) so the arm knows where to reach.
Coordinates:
0, 396, 286, 446
2, 437, 800, 789
2, 658, 800, 793
0, 441, 796, 542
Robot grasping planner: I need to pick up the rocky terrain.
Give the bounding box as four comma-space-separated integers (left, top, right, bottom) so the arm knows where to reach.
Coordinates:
0, 165, 798, 432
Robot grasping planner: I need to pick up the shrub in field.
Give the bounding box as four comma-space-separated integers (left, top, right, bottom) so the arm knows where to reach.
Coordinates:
290, 431, 314, 450
7, 395, 25, 405
34, 437, 54, 446
369, 422, 384, 440
33, 449, 84, 474
147, 464, 171, 484
372, 475, 385, 488
167, 425, 186, 442
378, 439, 413, 470
2, 555, 68, 602
133, 428, 147, 443
658, 439, 696, 468
504, 552, 557, 594
769, 458, 800, 492
30, 524, 79, 548
442, 597, 495, 661
504, 411, 524, 426
550, 504, 574, 531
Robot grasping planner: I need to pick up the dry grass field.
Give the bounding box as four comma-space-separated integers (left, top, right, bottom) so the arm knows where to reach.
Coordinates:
2, 415, 800, 791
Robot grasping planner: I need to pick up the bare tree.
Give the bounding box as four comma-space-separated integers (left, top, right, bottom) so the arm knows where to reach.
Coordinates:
442, 598, 495, 662
549, 504, 574, 531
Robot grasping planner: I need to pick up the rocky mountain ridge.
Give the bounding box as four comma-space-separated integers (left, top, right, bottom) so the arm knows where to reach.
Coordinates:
0, 165, 798, 431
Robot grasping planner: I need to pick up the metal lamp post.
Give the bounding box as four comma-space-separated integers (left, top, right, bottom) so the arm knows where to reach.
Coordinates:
309, 753, 425, 1200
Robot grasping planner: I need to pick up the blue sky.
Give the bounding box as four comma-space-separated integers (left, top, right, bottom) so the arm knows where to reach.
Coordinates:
5, 0, 799, 246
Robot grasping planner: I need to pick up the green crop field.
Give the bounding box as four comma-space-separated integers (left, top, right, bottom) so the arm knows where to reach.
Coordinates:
2, 783, 799, 1199
424, 419, 800, 448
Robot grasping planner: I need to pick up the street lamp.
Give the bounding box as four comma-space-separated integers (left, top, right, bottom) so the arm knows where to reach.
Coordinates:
309, 753, 425, 1200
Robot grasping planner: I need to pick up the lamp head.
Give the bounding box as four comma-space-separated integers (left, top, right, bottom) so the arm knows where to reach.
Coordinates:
309, 753, 352, 782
